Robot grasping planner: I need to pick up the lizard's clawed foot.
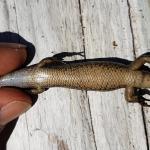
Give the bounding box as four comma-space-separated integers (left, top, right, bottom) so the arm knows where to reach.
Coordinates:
138, 97, 150, 107
137, 89, 150, 107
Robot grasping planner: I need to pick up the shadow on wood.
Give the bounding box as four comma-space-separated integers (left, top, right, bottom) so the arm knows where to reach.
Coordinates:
0, 31, 35, 66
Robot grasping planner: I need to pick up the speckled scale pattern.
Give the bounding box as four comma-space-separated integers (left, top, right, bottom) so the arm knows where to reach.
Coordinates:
32, 62, 142, 90
0, 61, 144, 90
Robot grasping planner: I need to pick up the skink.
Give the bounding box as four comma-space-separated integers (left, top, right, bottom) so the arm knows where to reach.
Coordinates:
0, 53, 150, 104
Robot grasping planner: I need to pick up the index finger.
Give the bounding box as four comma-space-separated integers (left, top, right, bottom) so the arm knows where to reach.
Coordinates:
0, 43, 27, 75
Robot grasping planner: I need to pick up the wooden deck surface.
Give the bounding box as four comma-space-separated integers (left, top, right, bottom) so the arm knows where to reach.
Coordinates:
0, 0, 150, 150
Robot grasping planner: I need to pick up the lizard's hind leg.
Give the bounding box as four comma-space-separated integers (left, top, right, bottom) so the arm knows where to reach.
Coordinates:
37, 51, 84, 68
130, 54, 150, 70
125, 87, 150, 106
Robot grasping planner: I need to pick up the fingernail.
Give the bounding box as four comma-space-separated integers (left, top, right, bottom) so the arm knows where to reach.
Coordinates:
0, 101, 31, 126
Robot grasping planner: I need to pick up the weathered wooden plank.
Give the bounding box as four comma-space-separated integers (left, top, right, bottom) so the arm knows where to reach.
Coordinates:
127, 0, 150, 147
0, 0, 9, 31
6, 0, 96, 150
80, 0, 147, 150
0, 0, 149, 149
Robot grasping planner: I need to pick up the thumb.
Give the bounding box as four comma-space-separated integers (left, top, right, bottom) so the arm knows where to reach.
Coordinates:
0, 100, 31, 126
0, 88, 32, 132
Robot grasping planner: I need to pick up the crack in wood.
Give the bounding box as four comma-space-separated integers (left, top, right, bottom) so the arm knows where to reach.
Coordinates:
141, 107, 149, 150
85, 91, 98, 150
77, 0, 97, 149
13, 0, 20, 36
126, 0, 136, 59
78, 0, 86, 59
25, 114, 31, 150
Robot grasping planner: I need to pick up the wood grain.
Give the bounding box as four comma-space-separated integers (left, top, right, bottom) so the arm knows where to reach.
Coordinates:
0, 0, 149, 150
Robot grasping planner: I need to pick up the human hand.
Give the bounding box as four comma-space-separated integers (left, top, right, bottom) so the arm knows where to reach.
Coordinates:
0, 43, 32, 132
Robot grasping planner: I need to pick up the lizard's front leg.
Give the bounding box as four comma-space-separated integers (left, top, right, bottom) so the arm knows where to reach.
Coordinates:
127, 54, 150, 105
130, 54, 150, 70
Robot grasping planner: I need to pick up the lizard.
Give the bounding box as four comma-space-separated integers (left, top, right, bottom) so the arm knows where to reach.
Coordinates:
0, 52, 150, 105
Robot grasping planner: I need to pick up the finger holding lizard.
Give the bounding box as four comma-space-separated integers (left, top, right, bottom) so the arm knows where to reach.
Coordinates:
0, 43, 32, 131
